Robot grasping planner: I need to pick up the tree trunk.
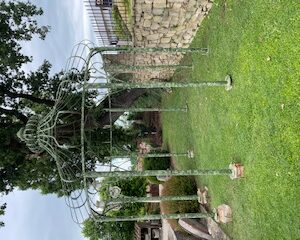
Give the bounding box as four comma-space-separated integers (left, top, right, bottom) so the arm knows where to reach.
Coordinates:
96, 88, 147, 127
0, 86, 54, 106
0, 107, 28, 123
0, 88, 147, 129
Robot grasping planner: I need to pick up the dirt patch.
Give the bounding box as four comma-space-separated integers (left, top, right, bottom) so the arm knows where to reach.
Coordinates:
220, 0, 227, 20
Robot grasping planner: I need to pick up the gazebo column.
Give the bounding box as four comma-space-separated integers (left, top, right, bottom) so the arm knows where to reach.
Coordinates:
84, 163, 244, 179
108, 195, 199, 204
93, 47, 209, 55
84, 168, 232, 178
95, 212, 214, 223
103, 107, 187, 113
103, 151, 194, 160
86, 75, 232, 91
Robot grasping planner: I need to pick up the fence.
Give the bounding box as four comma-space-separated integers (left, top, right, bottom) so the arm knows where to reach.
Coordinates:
84, 0, 132, 46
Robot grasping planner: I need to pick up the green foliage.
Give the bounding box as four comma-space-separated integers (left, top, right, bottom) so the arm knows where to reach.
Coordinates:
0, 0, 57, 118
82, 218, 101, 240
115, 177, 147, 197
86, 125, 137, 160
162, 0, 300, 238
84, 177, 147, 240
145, 176, 163, 184
143, 155, 170, 184
0, 1, 62, 122
123, 0, 131, 15
99, 177, 147, 200
112, 5, 131, 40
82, 217, 136, 240
143, 156, 170, 170
145, 202, 160, 215
0, 203, 6, 228
161, 177, 199, 214
0, 1, 66, 201
0, 0, 50, 72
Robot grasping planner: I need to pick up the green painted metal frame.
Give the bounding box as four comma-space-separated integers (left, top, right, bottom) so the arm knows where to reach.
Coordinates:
108, 195, 199, 204
87, 80, 230, 90
17, 43, 236, 225
84, 168, 232, 178
103, 107, 188, 112
93, 46, 209, 54
81, 47, 232, 223
96, 212, 214, 223
103, 152, 192, 161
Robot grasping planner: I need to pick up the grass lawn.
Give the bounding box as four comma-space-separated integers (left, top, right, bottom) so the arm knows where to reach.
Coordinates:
162, 0, 300, 239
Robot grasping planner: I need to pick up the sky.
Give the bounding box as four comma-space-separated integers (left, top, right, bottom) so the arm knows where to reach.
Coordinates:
0, 1, 97, 239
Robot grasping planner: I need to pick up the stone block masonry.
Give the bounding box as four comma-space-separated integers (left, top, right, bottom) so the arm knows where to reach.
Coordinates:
106, 0, 213, 81
133, 0, 213, 49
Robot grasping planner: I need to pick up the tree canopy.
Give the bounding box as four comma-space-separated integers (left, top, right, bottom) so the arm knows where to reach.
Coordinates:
0, 0, 65, 197
0, 0, 59, 120
83, 177, 147, 240
0, 0, 148, 196
0, 203, 6, 228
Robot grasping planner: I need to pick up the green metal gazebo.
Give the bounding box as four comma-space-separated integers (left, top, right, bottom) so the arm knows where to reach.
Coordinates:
17, 41, 242, 225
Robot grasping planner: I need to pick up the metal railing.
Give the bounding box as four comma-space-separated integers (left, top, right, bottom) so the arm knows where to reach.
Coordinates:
84, 0, 132, 46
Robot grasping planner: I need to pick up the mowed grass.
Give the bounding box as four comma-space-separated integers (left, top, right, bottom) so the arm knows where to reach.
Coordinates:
162, 0, 300, 239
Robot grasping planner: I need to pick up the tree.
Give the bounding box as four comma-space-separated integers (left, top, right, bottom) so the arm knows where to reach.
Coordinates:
0, 1, 63, 197
0, 203, 6, 228
0, 0, 59, 123
83, 177, 147, 240
0, 0, 49, 72
0, 1, 148, 198
0, 119, 64, 196
82, 218, 104, 240
82, 217, 134, 240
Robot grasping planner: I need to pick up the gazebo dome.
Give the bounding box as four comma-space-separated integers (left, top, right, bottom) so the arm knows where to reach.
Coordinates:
17, 115, 44, 153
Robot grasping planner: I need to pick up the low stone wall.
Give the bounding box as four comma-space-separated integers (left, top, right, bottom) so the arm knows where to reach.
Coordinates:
103, 52, 184, 81
133, 0, 213, 48
107, 0, 213, 81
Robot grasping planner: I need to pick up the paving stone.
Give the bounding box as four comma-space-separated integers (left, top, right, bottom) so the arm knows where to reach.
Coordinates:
179, 218, 213, 240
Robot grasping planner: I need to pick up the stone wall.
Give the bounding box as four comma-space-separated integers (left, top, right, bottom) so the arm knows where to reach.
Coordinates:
103, 52, 184, 81
133, 0, 213, 48
106, 0, 213, 81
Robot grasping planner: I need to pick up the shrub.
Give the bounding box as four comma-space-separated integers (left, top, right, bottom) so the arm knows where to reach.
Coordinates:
143, 155, 170, 170
146, 176, 164, 184
143, 154, 171, 183
145, 202, 160, 215
161, 176, 199, 214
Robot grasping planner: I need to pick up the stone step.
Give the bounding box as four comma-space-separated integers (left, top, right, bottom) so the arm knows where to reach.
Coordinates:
179, 218, 213, 240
